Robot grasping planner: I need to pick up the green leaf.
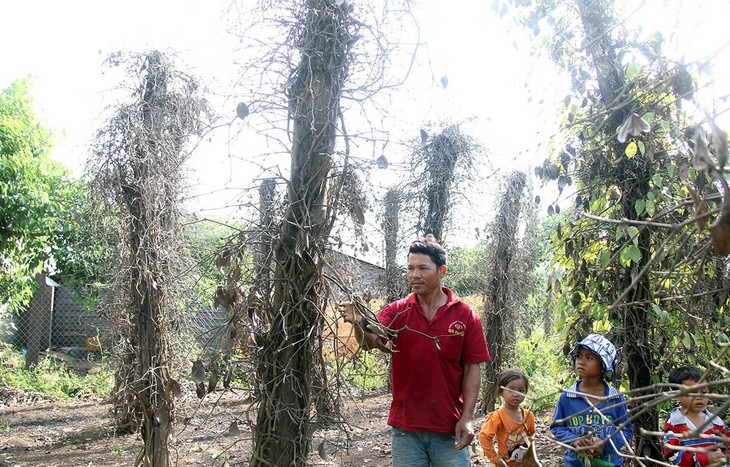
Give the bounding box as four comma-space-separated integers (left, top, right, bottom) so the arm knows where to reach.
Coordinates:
625, 142, 638, 158
615, 226, 624, 241
668, 164, 676, 177
619, 247, 631, 266
652, 304, 668, 323
646, 199, 655, 217
599, 250, 611, 268
681, 332, 692, 349
635, 199, 645, 216
652, 174, 663, 187
637, 140, 645, 156
626, 62, 642, 80
628, 226, 640, 245
625, 245, 641, 262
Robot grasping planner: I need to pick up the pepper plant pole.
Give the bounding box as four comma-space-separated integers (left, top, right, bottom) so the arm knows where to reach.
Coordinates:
575, 1, 660, 459
91, 50, 203, 466
250, 0, 353, 464
383, 188, 403, 303
122, 52, 178, 467
124, 176, 176, 464
421, 129, 460, 242
482, 171, 527, 412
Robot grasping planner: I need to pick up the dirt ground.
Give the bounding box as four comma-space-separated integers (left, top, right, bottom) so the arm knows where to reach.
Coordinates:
0, 386, 563, 466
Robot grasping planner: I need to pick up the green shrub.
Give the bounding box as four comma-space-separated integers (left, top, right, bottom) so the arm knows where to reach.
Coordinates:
0, 345, 114, 398
507, 328, 572, 412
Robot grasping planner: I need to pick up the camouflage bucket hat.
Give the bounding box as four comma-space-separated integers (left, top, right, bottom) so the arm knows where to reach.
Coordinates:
570, 333, 617, 381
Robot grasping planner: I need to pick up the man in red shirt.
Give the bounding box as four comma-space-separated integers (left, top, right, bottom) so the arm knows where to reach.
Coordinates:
339, 235, 491, 466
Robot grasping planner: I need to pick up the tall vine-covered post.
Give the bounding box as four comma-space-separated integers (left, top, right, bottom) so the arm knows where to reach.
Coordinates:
122, 51, 178, 467
482, 171, 527, 412
250, 0, 353, 464
91, 50, 203, 467
410, 124, 480, 244
383, 188, 403, 303
574, 1, 660, 459
420, 128, 460, 242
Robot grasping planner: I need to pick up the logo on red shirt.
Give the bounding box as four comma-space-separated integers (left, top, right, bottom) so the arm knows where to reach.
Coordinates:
448, 320, 466, 336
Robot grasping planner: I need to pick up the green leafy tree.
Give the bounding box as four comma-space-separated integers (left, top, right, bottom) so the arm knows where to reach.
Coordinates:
501, 0, 730, 460
0, 77, 81, 313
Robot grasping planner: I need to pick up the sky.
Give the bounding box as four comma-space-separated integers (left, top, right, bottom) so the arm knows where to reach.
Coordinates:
0, 1, 234, 169
2, 0, 730, 256
0, 1, 567, 197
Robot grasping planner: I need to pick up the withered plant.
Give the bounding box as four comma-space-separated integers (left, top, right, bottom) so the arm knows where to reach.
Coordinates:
89, 50, 205, 467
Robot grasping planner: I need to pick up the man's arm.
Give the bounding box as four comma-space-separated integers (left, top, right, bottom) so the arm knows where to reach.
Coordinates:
337, 302, 390, 352
455, 362, 481, 450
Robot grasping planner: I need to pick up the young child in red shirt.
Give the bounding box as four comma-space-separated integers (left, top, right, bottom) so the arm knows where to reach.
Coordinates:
664, 366, 729, 466
479, 368, 536, 466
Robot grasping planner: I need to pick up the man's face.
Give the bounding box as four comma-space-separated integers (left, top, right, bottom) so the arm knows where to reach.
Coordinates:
407, 253, 445, 296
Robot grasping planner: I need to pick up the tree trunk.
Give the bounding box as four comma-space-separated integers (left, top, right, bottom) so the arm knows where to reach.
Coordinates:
128, 206, 174, 467
251, 1, 351, 465
134, 53, 175, 467
482, 171, 527, 412
619, 184, 660, 462
254, 178, 277, 313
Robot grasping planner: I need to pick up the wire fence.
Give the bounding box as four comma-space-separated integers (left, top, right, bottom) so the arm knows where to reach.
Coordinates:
0, 275, 231, 365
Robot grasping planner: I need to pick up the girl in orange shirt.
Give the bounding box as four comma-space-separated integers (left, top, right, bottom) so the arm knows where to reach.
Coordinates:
479, 369, 536, 467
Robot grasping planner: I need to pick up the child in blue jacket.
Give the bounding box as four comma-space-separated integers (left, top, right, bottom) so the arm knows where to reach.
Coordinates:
550, 334, 634, 466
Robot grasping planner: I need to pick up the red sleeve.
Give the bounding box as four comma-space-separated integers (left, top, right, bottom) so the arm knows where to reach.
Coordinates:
461, 307, 490, 364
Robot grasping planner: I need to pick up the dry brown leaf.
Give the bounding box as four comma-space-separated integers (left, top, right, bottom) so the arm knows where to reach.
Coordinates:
191, 359, 205, 384
686, 185, 709, 234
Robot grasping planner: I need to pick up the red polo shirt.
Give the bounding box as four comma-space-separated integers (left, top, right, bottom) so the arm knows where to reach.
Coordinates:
378, 287, 490, 434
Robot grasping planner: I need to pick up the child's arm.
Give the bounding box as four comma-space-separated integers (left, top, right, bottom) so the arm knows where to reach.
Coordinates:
600, 394, 633, 458
526, 409, 536, 436
663, 420, 716, 467
549, 394, 581, 444
478, 412, 503, 466
664, 439, 722, 467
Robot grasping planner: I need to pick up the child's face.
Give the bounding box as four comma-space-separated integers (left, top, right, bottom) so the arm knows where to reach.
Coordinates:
501, 378, 527, 410
574, 347, 604, 379
677, 379, 710, 414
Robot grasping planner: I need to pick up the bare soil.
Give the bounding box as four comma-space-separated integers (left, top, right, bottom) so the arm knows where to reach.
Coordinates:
0, 386, 563, 466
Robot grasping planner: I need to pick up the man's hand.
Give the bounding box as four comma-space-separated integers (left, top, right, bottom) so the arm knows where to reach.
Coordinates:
337, 301, 394, 353
336, 302, 360, 325
573, 436, 592, 459
454, 418, 474, 451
